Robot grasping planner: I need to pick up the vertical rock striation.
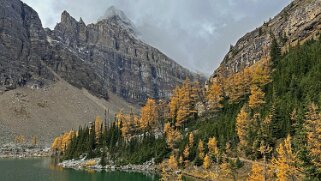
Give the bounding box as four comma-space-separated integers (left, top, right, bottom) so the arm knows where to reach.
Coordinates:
210, 0, 321, 81
0, 0, 201, 104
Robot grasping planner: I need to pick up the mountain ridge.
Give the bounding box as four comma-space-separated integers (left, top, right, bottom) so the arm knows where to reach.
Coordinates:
209, 0, 321, 83
0, 0, 200, 144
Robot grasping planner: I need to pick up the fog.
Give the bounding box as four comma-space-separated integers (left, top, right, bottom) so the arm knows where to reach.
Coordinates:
22, 0, 291, 75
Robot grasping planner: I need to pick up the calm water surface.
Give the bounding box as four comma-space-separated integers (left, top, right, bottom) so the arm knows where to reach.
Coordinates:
0, 158, 159, 181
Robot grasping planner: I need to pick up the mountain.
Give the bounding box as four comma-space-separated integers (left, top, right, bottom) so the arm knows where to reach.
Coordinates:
0, 0, 199, 144
209, 0, 321, 81
45, 0, 320, 179
46, 7, 200, 104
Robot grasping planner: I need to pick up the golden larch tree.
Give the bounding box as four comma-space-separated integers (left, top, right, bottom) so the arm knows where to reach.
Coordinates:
140, 98, 158, 130
179, 155, 184, 167
203, 154, 211, 169
183, 144, 190, 167
51, 136, 62, 151
32, 136, 37, 145
121, 114, 133, 139
116, 111, 129, 137
271, 135, 301, 181
169, 87, 180, 120
176, 80, 190, 127
52, 130, 75, 153
176, 79, 198, 127
198, 139, 205, 159
247, 162, 264, 181
95, 116, 102, 141
168, 154, 178, 170
236, 106, 250, 147
60, 130, 76, 152
208, 137, 219, 157
189, 132, 194, 147
207, 82, 224, 111
15, 135, 25, 144
183, 144, 190, 159
304, 103, 321, 171
164, 122, 182, 149
251, 60, 271, 87
249, 85, 265, 109
219, 159, 233, 179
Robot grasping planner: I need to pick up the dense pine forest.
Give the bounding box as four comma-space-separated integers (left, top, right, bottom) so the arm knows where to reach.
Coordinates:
52, 35, 321, 180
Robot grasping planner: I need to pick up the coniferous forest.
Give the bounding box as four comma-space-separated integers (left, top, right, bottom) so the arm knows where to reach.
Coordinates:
52, 36, 321, 180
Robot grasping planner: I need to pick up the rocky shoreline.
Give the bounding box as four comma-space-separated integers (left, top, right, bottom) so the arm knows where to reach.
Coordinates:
0, 143, 50, 158
59, 157, 158, 173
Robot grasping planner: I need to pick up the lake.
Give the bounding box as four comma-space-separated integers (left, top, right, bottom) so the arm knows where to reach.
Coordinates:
0, 158, 159, 181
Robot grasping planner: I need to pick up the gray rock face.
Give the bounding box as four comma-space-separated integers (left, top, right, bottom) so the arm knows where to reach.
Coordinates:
0, 0, 200, 104
210, 0, 321, 80
0, 0, 53, 92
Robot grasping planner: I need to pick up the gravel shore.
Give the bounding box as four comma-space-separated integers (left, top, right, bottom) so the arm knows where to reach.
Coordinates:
59, 157, 157, 173
0, 143, 50, 158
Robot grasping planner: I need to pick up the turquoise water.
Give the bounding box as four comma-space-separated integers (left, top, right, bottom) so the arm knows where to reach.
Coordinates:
0, 158, 159, 181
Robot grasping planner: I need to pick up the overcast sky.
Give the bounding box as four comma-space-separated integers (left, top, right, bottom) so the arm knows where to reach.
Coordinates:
22, 0, 291, 76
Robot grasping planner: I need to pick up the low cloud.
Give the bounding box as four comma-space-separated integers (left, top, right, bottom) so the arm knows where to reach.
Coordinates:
22, 0, 291, 75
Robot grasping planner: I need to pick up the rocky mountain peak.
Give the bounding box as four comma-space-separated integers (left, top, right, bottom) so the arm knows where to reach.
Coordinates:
98, 6, 139, 37
99, 6, 130, 23
209, 0, 321, 82
79, 17, 85, 25
61, 10, 76, 24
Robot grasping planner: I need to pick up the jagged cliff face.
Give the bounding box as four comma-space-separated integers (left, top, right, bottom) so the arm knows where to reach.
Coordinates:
0, 0, 199, 143
210, 0, 321, 81
45, 9, 197, 104
0, 0, 54, 92
0, 0, 198, 105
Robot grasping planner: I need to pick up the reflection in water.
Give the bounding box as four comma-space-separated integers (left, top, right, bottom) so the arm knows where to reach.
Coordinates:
85, 168, 96, 174
48, 157, 64, 171
0, 158, 159, 181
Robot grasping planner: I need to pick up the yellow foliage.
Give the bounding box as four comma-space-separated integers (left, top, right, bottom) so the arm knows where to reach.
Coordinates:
249, 85, 265, 109
219, 161, 232, 177
198, 139, 204, 159
304, 103, 321, 171
183, 145, 190, 159
208, 137, 219, 157
168, 154, 178, 170
247, 162, 264, 181
160, 167, 169, 181
51, 130, 75, 152
271, 135, 301, 181
179, 155, 184, 166
164, 122, 171, 133
164, 123, 182, 149
84, 160, 97, 167
51, 136, 62, 150
176, 173, 183, 181
203, 154, 211, 169
189, 132, 194, 147
251, 60, 271, 86
158, 99, 170, 124
140, 98, 158, 130
206, 171, 218, 180
224, 71, 247, 102
207, 82, 223, 111
176, 79, 198, 127
15, 135, 25, 144
169, 79, 200, 127
236, 106, 250, 147
222, 58, 271, 103
176, 108, 189, 127
32, 136, 37, 145
169, 87, 180, 120
94, 116, 102, 141
117, 112, 132, 138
